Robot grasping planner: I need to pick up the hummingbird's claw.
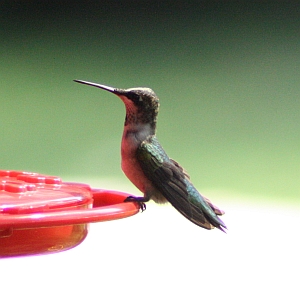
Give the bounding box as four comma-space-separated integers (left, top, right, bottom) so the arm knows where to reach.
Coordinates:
139, 202, 146, 212
124, 196, 147, 212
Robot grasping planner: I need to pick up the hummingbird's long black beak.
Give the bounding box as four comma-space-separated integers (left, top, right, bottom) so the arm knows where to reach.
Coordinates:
74, 79, 118, 94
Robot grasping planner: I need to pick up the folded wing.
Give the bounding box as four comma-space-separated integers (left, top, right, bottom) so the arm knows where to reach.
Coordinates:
137, 136, 226, 231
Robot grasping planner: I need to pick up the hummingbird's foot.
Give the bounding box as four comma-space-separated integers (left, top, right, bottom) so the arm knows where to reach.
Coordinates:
124, 196, 147, 212
139, 202, 146, 212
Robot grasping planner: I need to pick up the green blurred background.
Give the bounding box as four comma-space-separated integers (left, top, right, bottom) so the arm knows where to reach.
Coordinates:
1, 1, 299, 202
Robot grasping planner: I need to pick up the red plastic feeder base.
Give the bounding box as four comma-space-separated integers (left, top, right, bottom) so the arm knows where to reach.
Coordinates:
0, 170, 140, 258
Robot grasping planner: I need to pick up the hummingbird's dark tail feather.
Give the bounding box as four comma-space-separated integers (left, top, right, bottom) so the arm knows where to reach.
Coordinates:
177, 180, 227, 232
203, 196, 225, 216
155, 174, 227, 232
203, 196, 227, 232
169, 196, 227, 232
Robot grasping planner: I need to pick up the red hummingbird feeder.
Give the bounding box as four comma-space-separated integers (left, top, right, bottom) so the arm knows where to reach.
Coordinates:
0, 170, 140, 258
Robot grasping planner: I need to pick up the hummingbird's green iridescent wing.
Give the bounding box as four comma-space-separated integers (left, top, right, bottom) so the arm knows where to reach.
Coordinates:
137, 136, 226, 231
170, 158, 190, 179
170, 159, 225, 216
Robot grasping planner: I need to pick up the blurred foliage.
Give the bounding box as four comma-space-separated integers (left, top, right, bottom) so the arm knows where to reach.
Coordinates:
0, 1, 299, 201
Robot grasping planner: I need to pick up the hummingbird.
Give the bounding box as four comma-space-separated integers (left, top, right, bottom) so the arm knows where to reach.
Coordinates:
74, 79, 227, 232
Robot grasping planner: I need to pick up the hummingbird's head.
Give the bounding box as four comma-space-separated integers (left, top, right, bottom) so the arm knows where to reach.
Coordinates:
116, 87, 159, 128
74, 80, 160, 129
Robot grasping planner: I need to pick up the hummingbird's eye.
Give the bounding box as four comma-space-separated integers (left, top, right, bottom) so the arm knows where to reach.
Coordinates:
128, 92, 142, 103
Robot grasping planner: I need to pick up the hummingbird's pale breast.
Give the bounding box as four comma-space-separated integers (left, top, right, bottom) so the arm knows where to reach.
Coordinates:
120, 122, 166, 203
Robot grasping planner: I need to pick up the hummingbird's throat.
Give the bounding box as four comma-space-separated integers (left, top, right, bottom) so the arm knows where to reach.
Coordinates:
120, 95, 157, 130
125, 113, 137, 126
124, 102, 138, 126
